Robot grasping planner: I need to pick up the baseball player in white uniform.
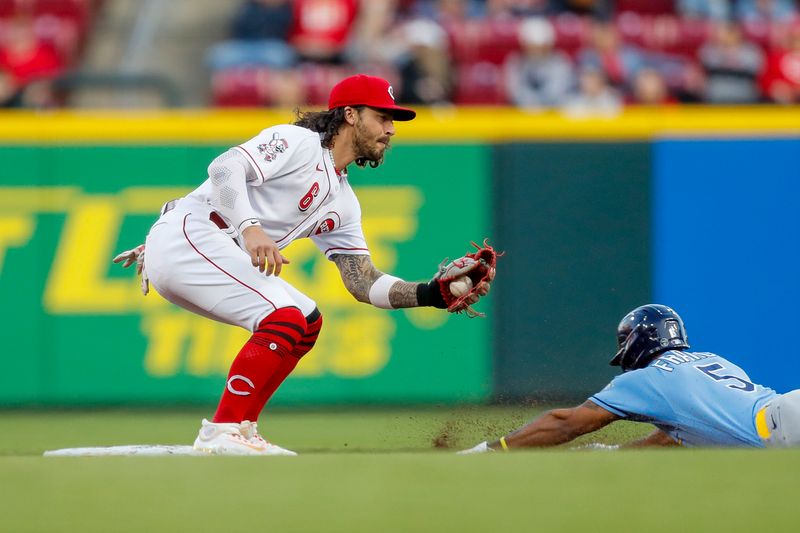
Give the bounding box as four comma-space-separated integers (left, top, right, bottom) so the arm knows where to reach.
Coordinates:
114, 75, 493, 455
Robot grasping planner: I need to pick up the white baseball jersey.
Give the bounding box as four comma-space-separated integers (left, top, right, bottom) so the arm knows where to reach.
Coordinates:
144, 124, 371, 332
185, 124, 370, 258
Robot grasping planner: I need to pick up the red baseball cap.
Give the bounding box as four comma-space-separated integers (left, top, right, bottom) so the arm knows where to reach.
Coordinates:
328, 74, 416, 121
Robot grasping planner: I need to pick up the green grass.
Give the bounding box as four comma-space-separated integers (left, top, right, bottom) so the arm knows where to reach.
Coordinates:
1, 408, 796, 532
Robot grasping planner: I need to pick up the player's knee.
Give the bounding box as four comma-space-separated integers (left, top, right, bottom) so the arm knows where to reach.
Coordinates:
255, 306, 307, 351
305, 308, 323, 338
293, 307, 323, 359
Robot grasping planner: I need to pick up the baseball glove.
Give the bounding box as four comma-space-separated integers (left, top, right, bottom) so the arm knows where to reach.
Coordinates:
435, 239, 499, 318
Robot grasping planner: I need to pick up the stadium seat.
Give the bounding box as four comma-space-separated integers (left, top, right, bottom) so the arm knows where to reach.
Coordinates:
476, 18, 520, 64
211, 68, 262, 107
33, 14, 80, 60
647, 52, 698, 91
766, 21, 800, 52
297, 62, 400, 106
740, 20, 773, 50
552, 13, 590, 58
212, 63, 403, 108
33, 0, 90, 30
674, 18, 710, 57
443, 18, 520, 65
616, 11, 648, 47
297, 63, 347, 106
452, 61, 506, 105
442, 19, 482, 64
617, 13, 708, 58
0, 0, 16, 19
615, 0, 675, 15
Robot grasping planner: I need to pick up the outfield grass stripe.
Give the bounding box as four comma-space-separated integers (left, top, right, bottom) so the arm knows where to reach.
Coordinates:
1, 409, 795, 532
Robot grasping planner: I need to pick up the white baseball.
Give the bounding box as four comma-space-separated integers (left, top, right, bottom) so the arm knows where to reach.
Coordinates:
449, 276, 473, 297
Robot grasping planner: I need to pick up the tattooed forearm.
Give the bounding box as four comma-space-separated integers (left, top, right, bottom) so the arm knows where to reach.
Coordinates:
331, 254, 423, 308
331, 254, 384, 303
388, 281, 421, 308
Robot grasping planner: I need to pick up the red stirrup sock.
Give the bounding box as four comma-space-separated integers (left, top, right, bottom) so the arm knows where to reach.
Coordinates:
213, 307, 306, 423
246, 310, 323, 421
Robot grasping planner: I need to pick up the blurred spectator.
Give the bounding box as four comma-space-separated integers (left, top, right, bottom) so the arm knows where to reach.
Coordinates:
677, 0, 731, 21
734, 0, 798, 24
0, 15, 64, 107
201, 0, 800, 109
669, 59, 707, 102
643, 52, 704, 100
504, 17, 575, 108
416, 0, 485, 22
0, 68, 21, 107
207, 0, 296, 70
549, 0, 612, 20
395, 0, 421, 17
577, 21, 644, 91
484, 0, 550, 18
629, 66, 676, 104
395, 18, 455, 104
561, 66, 622, 116
289, 0, 359, 63
344, 0, 403, 65
231, 0, 293, 41
258, 68, 307, 107
699, 21, 765, 103
760, 21, 800, 103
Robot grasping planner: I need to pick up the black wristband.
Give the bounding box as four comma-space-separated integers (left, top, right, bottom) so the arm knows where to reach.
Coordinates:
416, 280, 447, 309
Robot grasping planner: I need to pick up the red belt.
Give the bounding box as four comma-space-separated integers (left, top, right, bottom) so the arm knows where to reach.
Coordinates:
161, 199, 230, 230
209, 211, 230, 230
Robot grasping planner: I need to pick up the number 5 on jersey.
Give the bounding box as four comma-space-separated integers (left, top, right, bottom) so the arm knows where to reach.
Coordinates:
696, 363, 755, 392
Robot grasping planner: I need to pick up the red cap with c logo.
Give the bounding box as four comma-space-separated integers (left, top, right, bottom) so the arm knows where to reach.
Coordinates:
328, 74, 416, 121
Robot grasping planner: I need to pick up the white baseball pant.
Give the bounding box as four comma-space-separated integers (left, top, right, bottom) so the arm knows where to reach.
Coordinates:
144, 199, 317, 332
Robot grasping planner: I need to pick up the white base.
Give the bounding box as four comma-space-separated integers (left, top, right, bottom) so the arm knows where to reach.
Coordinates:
44, 445, 204, 457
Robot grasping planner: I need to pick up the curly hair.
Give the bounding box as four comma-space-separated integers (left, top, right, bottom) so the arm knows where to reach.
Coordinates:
293, 107, 347, 148
293, 106, 380, 169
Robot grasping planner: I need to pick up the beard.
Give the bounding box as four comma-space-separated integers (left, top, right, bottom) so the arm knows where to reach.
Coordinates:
353, 121, 389, 168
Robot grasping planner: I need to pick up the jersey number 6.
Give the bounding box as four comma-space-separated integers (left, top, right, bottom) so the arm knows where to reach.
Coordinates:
298, 182, 320, 212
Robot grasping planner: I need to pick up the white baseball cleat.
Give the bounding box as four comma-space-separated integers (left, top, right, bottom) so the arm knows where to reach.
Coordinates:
192, 419, 270, 456
240, 421, 297, 456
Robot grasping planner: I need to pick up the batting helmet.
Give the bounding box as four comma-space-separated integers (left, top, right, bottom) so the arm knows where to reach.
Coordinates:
610, 304, 689, 372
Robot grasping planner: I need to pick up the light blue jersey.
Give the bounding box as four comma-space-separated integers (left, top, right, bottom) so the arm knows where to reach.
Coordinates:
590, 351, 777, 447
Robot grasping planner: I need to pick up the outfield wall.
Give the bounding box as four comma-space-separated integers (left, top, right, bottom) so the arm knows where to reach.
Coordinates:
0, 108, 798, 405
0, 143, 492, 405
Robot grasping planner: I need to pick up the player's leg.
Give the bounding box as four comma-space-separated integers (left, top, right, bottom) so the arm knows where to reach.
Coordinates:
145, 210, 305, 454
764, 390, 800, 448
244, 278, 322, 418
211, 305, 306, 422
196, 264, 320, 425
201, 274, 318, 454
197, 305, 306, 456
239, 311, 322, 455
244, 305, 323, 421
